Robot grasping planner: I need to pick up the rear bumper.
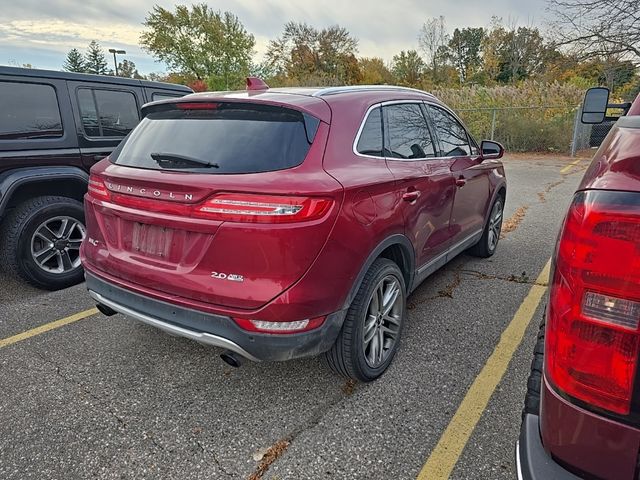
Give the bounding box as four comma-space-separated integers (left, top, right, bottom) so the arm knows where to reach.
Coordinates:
86, 271, 346, 362
516, 414, 580, 480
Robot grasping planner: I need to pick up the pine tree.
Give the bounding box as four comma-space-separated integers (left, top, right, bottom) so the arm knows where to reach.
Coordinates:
85, 40, 108, 75
62, 48, 86, 73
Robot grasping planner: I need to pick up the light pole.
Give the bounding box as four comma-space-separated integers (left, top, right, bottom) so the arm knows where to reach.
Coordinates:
108, 49, 126, 76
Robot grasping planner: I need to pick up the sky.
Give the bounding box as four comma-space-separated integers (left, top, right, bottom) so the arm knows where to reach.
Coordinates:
0, 0, 548, 75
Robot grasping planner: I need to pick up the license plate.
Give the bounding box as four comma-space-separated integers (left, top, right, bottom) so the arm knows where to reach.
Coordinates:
132, 223, 173, 258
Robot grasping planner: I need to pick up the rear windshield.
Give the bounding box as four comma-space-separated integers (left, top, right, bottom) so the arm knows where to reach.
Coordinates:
110, 103, 318, 174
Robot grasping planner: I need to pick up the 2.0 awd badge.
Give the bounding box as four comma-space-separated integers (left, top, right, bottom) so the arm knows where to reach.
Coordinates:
211, 272, 244, 282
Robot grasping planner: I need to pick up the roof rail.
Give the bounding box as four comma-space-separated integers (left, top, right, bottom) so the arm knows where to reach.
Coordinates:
311, 85, 434, 98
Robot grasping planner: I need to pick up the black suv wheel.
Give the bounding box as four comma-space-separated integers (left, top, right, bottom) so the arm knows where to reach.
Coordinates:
0, 196, 85, 290
325, 258, 406, 382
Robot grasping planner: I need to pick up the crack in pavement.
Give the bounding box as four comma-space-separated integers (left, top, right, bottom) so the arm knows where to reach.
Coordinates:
247, 380, 357, 480
196, 439, 235, 478
408, 267, 464, 311
32, 350, 127, 429
32, 350, 238, 478
461, 269, 548, 287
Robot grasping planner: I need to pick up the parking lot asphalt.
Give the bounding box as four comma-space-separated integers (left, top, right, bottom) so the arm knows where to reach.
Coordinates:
0, 155, 588, 480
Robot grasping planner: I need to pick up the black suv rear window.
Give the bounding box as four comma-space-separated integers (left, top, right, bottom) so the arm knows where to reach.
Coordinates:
111, 103, 318, 174
0, 81, 63, 140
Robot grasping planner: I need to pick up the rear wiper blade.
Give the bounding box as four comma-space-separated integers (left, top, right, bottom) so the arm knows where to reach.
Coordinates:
150, 152, 219, 168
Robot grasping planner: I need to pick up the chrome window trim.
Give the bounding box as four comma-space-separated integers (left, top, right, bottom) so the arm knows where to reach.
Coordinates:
352, 100, 439, 161
352, 103, 385, 159
352, 99, 481, 162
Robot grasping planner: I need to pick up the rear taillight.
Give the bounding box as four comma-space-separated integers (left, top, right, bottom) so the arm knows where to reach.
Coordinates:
546, 190, 640, 415
87, 182, 332, 224
193, 193, 332, 223
233, 316, 326, 334
87, 175, 110, 201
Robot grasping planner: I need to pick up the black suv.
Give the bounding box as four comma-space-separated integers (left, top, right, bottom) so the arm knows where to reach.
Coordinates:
0, 66, 191, 290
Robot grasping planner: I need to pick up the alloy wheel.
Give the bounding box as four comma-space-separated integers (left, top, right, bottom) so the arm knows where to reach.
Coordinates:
30, 216, 86, 274
363, 274, 403, 368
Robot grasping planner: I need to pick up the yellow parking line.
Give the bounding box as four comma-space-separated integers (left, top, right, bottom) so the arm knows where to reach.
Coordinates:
417, 259, 551, 480
0, 308, 99, 349
560, 158, 582, 174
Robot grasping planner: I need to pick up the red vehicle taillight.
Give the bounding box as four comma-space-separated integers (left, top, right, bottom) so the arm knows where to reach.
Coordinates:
87, 175, 110, 201
86, 176, 332, 224
192, 193, 332, 223
546, 190, 640, 415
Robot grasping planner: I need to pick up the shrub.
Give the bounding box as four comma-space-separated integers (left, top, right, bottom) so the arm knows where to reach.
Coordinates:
432, 81, 583, 152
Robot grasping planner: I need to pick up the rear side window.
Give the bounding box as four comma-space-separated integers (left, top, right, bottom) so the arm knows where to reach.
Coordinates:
356, 107, 383, 157
427, 105, 471, 157
78, 88, 139, 137
111, 102, 318, 174
384, 103, 435, 159
152, 92, 184, 101
0, 81, 62, 140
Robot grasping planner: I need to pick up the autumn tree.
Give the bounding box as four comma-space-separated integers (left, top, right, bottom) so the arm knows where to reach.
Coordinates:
391, 50, 425, 86
266, 22, 360, 85
141, 4, 255, 89
85, 41, 108, 75
63, 48, 86, 73
358, 57, 394, 84
482, 20, 550, 83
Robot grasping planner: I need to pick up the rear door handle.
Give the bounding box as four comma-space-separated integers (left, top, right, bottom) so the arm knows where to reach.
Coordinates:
402, 190, 421, 202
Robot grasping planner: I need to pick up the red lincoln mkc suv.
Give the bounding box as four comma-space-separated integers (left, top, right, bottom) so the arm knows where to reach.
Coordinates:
80, 79, 506, 381
518, 87, 640, 479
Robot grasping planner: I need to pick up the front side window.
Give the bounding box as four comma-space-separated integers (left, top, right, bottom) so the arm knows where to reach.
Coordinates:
0, 81, 62, 140
356, 107, 383, 157
78, 88, 139, 137
384, 103, 435, 159
427, 105, 471, 157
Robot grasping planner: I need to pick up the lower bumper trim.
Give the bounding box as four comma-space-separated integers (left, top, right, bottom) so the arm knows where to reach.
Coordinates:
517, 414, 581, 480
89, 289, 261, 362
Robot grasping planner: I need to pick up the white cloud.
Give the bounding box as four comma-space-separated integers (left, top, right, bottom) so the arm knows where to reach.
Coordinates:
0, 0, 548, 72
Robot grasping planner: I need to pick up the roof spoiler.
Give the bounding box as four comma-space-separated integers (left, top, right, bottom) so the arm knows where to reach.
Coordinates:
246, 77, 269, 91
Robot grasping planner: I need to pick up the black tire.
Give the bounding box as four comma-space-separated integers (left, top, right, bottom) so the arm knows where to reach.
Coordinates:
0, 196, 85, 290
325, 258, 406, 382
469, 195, 504, 258
523, 314, 545, 419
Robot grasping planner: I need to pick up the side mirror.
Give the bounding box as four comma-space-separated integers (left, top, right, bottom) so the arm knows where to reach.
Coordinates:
582, 87, 610, 124
480, 140, 504, 160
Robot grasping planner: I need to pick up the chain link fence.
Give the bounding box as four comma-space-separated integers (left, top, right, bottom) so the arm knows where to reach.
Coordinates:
571, 118, 615, 152
453, 106, 580, 155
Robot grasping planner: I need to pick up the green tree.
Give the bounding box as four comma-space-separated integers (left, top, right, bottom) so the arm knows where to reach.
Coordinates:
391, 50, 425, 86
266, 22, 360, 85
447, 27, 485, 84
85, 41, 108, 75
140, 4, 255, 89
117, 59, 144, 79
62, 48, 86, 73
